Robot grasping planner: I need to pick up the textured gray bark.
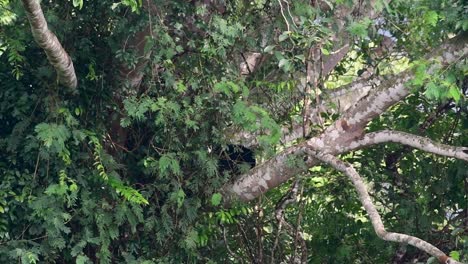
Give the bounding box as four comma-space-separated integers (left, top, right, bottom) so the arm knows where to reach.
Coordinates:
224, 34, 468, 203
21, 0, 77, 89
342, 130, 468, 161
310, 151, 462, 264
223, 32, 467, 264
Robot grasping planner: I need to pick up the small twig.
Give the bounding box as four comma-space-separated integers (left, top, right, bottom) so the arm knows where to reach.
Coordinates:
255, 196, 264, 263
315, 45, 324, 128
293, 184, 307, 263
106, 133, 131, 152
237, 222, 257, 263
240, 52, 253, 75
223, 225, 240, 261
277, 0, 290, 32
0, 234, 48, 245
29, 150, 41, 198
271, 180, 303, 263
284, 0, 298, 30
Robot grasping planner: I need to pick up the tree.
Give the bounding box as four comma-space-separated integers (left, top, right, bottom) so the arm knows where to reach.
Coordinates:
0, 0, 467, 263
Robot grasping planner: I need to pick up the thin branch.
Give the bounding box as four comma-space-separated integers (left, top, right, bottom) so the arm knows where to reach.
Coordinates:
294, 184, 308, 264
277, 0, 290, 32
236, 222, 257, 263
303, 49, 314, 137
271, 180, 300, 263
21, 0, 77, 89
308, 150, 462, 264
222, 225, 241, 262
341, 36, 467, 130
284, 0, 298, 30
344, 130, 468, 162
271, 180, 307, 263
255, 200, 264, 264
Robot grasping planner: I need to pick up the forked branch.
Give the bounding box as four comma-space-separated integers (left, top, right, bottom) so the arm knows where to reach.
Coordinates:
309, 150, 462, 264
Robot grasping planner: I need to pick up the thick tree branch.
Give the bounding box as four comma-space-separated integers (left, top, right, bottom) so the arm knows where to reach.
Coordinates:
342, 130, 468, 161
309, 151, 462, 264
21, 0, 77, 89
229, 77, 373, 147
286, 0, 388, 138
222, 143, 316, 202
287, 33, 465, 147
342, 35, 467, 129
224, 34, 468, 203
317, 34, 467, 149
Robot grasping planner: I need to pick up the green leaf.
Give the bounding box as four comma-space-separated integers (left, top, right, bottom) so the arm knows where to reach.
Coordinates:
347, 18, 371, 38
424, 11, 438, 27
448, 86, 461, 102
76, 254, 91, 264
211, 193, 222, 206
451, 227, 463, 236
310, 177, 327, 187
109, 177, 149, 205
73, 0, 84, 9
176, 189, 185, 208
412, 61, 429, 86
449, 251, 460, 261
35, 123, 71, 151
214, 82, 230, 95
455, 19, 468, 31
321, 47, 330, 55
21, 251, 39, 264
143, 37, 155, 54
45, 184, 67, 196
295, 54, 305, 62
279, 31, 290, 42
184, 230, 198, 250
278, 58, 292, 72
278, 58, 288, 68
424, 82, 439, 100
169, 189, 186, 208
121, 0, 142, 13
214, 81, 240, 96
263, 45, 275, 53
159, 153, 181, 176
176, 81, 187, 93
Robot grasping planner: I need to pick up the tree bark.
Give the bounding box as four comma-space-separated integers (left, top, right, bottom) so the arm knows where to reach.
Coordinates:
224, 34, 468, 203
310, 151, 462, 264
21, 0, 77, 89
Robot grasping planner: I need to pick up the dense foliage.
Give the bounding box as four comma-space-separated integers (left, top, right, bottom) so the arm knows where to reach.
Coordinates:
0, 0, 466, 263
